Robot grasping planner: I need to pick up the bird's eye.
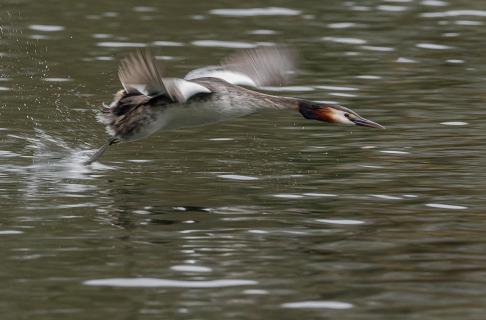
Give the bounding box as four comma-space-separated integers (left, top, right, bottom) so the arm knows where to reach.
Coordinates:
344, 113, 350, 118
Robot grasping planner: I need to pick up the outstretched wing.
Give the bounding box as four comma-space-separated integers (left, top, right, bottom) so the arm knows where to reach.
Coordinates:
118, 49, 211, 102
184, 46, 297, 87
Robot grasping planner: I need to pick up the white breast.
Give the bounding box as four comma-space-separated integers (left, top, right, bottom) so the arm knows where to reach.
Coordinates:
147, 95, 260, 132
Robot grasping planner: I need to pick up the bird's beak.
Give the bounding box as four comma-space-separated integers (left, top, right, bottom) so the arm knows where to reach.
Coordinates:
329, 106, 386, 129
350, 115, 385, 129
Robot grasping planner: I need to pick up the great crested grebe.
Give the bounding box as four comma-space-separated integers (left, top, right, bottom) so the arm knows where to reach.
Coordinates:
85, 46, 384, 164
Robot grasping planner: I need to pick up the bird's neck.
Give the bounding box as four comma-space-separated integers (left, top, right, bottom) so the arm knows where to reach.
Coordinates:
244, 91, 301, 112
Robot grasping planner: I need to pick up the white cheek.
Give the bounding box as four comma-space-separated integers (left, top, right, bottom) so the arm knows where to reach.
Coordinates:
335, 112, 354, 125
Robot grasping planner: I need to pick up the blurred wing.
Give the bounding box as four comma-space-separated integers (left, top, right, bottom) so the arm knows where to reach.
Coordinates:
119, 49, 210, 102
185, 66, 257, 87
118, 49, 166, 96
184, 46, 297, 87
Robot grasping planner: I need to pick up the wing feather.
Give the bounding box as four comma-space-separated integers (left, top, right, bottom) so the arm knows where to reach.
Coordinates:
118, 49, 211, 102
184, 46, 297, 87
118, 49, 166, 96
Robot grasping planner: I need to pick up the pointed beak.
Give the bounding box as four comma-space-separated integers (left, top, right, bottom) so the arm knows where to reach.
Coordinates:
351, 116, 385, 129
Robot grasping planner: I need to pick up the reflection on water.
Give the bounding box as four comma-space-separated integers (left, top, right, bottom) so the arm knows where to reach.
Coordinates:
1, 0, 486, 319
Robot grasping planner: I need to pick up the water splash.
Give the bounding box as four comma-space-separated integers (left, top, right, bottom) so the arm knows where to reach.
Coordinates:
9, 129, 114, 202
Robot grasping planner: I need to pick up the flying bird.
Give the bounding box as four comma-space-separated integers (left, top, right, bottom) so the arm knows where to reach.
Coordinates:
85, 46, 383, 164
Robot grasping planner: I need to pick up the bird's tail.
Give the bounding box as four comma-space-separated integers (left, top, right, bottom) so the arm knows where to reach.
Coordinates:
83, 138, 118, 165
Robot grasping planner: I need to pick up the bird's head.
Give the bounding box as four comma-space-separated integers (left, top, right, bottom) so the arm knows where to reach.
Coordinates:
298, 100, 384, 129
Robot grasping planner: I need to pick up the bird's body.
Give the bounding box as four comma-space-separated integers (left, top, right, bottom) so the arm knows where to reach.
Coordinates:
100, 77, 296, 142
86, 47, 383, 164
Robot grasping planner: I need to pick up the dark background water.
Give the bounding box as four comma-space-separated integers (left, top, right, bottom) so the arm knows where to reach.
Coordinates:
1, 0, 486, 319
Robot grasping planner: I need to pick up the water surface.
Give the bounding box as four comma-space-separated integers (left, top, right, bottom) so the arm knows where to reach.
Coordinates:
1, 0, 486, 319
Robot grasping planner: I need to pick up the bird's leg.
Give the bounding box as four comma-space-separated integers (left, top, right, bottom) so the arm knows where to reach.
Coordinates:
83, 138, 119, 165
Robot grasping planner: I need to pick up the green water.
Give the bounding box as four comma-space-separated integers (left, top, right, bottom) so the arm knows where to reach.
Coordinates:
1, 0, 486, 319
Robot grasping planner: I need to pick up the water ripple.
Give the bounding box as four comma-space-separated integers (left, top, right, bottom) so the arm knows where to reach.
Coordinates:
96, 42, 146, 48
0, 150, 19, 157
84, 278, 257, 288
273, 194, 304, 199
218, 174, 259, 181
133, 6, 156, 12
192, 40, 256, 48
208, 138, 234, 141
92, 33, 112, 39
455, 20, 482, 26
243, 289, 269, 295
322, 36, 367, 45
170, 265, 212, 273
42, 78, 71, 82
446, 59, 464, 64
261, 86, 314, 92
377, 5, 408, 12
440, 121, 468, 126
0, 230, 23, 235
316, 219, 365, 225
302, 193, 337, 197
327, 22, 357, 29
371, 194, 404, 200
315, 85, 359, 91
421, 0, 448, 6
152, 40, 184, 47
29, 24, 64, 32
380, 150, 411, 155
426, 203, 468, 210
209, 7, 301, 17
248, 29, 278, 35
356, 75, 382, 79
361, 45, 395, 52
282, 301, 353, 309
421, 10, 486, 18
416, 43, 453, 50
396, 57, 417, 63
